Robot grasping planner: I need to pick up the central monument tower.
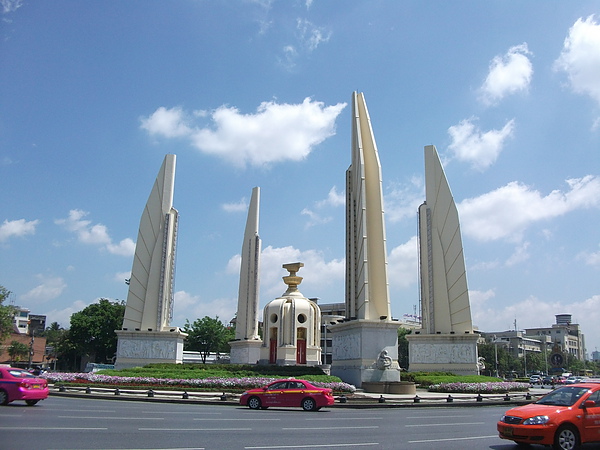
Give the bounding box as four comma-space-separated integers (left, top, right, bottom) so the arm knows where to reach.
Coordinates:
329, 92, 401, 387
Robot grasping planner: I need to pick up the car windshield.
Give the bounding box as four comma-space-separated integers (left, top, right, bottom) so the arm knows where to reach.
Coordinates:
8, 369, 36, 379
536, 386, 589, 406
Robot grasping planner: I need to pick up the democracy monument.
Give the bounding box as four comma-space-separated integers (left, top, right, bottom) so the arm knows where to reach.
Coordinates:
114, 154, 187, 369
114, 91, 479, 380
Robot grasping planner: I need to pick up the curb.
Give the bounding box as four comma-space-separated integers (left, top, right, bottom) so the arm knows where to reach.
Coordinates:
49, 387, 539, 409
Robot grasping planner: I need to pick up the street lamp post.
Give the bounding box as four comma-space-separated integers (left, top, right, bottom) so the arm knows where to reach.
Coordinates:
493, 335, 499, 378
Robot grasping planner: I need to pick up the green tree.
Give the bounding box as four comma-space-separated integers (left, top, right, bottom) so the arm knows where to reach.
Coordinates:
8, 340, 29, 363
40, 322, 70, 369
397, 327, 411, 370
69, 298, 125, 363
183, 316, 231, 363
0, 285, 16, 353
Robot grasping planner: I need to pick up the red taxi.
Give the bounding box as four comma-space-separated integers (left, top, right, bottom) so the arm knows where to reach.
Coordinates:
498, 382, 600, 450
240, 378, 335, 411
0, 366, 49, 406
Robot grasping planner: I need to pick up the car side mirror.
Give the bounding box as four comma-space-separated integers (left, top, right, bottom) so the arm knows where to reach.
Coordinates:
582, 400, 596, 409
262, 387, 268, 391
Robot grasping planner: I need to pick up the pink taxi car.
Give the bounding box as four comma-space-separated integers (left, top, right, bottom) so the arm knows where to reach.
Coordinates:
0, 366, 49, 406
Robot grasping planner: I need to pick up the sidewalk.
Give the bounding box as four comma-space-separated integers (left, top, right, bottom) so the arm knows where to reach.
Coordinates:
49, 384, 548, 408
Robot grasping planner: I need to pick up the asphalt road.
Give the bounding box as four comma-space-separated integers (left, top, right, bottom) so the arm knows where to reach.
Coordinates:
1, 396, 528, 450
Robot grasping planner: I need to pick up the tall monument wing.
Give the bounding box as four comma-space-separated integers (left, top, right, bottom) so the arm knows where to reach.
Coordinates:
122, 154, 178, 332
235, 186, 261, 341
346, 92, 391, 321
419, 145, 472, 334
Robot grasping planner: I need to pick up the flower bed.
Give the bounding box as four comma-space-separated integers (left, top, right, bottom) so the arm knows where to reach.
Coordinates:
428, 381, 530, 394
43, 372, 356, 394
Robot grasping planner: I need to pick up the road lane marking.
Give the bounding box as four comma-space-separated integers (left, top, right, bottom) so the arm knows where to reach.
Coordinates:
138, 427, 253, 431
0, 427, 108, 431
193, 418, 280, 421
58, 416, 165, 420
56, 409, 117, 413
405, 415, 473, 419
282, 426, 379, 430
303, 417, 383, 421
409, 435, 498, 443
246, 444, 379, 449
405, 422, 484, 427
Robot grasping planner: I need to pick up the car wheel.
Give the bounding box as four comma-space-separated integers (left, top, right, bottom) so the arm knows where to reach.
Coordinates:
0, 390, 8, 405
302, 397, 317, 411
553, 425, 580, 450
247, 396, 261, 410
25, 400, 39, 406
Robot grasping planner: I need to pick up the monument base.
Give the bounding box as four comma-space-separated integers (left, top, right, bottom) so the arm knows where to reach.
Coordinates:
406, 332, 480, 375
329, 320, 401, 388
229, 339, 262, 365
114, 329, 187, 370
258, 344, 322, 366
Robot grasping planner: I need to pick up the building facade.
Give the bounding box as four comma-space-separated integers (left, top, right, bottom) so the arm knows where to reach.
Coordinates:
525, 314, 586, 361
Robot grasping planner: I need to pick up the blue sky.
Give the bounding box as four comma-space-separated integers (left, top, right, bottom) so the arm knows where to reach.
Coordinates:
2, 1, 600, 357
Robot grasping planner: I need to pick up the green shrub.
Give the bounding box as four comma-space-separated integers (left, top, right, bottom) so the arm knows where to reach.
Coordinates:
97, 363, 334, 382
402, 371, 502, 387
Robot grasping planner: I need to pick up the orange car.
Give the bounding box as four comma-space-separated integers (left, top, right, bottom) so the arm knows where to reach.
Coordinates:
498, 382, 600, 450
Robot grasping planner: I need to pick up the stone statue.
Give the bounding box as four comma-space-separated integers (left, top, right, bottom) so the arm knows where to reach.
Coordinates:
376, 349, 393, 370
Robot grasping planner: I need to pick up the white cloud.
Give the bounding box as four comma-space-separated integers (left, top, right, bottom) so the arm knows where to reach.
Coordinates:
20, 275, 67, 304
227, 244, 344, 301
0, 218, 39, 242
577, 246, 600, 266
388, 236, 419, 289
141, 98, 347, 168
302, 186, 345, 228
447, 117, 515, 171
1, 0, 23, 14
222, 197, 248, 213
459, 175, 600, 242
554, 15, 600, 106
296, 18, 331, 52
55, 209, 135, 257
505, 241, 531, 267
140, 106, 192, 138
172, 290, 236, 326
479, 43, 533, 106
107, 238, 136, 257
43, 300, 88, 329
301, 208, 332, 228
315, 186, 345, 208
114, 271, 131, 284
385, 177, 424, 223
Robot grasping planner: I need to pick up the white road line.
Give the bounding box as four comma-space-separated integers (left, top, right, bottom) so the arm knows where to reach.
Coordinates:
138, 427, 253, 431
245, 443, 379, 449
58, 416, 164, 420
303, 417, 383, 421
50, 448, 205, 450
281, 426, 379, 430
193, 418, 280, 421
409, 435, 498, 443
142, 411, 222, 415
0, 427, 108, 431
404, 415, 473, 419
54, 409, 117, 413
405, 422, 484, 427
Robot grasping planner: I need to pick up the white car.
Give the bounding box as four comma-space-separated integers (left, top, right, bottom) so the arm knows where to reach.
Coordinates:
529, 375, 542, 384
